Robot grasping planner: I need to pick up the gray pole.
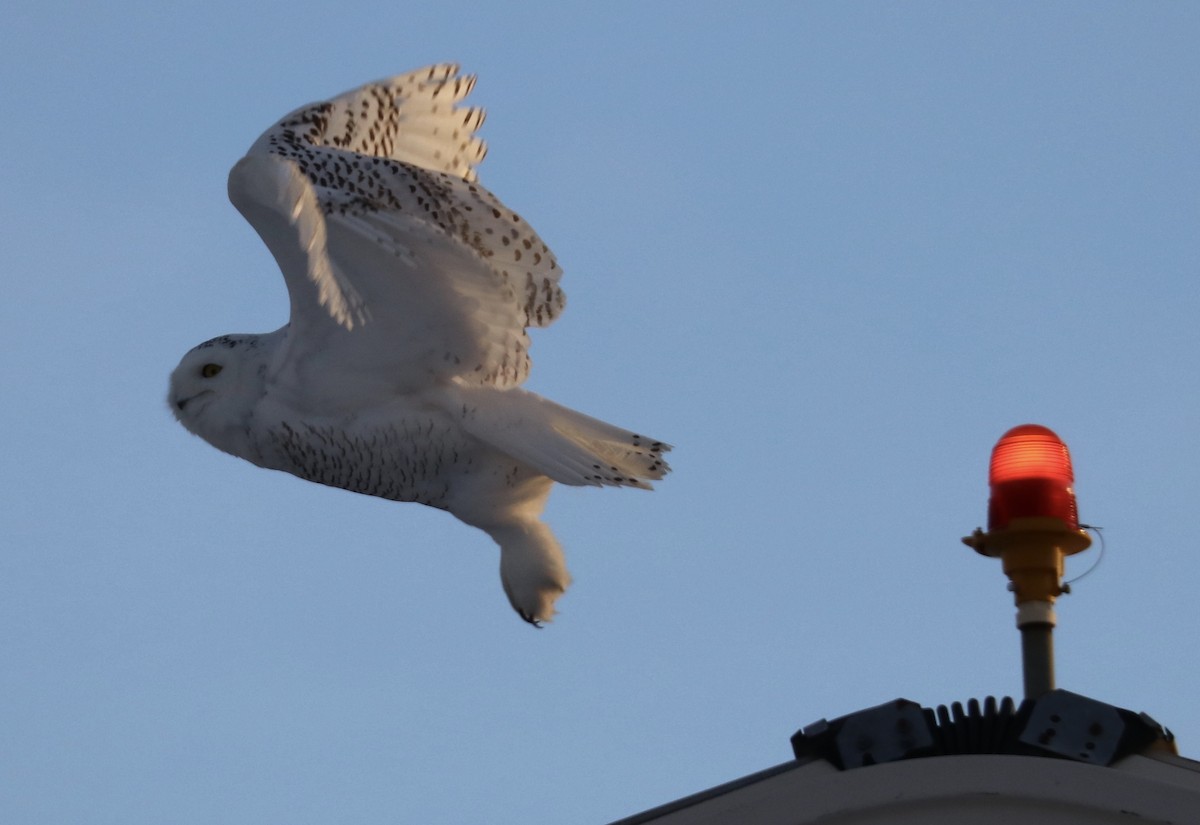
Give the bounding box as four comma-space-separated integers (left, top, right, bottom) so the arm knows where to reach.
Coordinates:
1021, 621, 1055, 699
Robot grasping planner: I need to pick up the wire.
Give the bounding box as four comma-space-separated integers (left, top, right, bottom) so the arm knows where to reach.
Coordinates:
1063, 524, 1105, 587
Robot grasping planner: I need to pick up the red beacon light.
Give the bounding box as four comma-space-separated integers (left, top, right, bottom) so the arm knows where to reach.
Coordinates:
988, 424, 1079, 532
964, 424, 1093, 699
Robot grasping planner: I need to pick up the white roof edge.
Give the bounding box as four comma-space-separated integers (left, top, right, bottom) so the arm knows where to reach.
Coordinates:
610, 751, 1200, 824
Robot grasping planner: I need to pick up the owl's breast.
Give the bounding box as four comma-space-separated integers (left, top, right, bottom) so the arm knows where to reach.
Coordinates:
258, 414, 478, 508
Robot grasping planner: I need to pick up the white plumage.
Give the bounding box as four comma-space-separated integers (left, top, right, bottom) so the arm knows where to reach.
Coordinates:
168, 64, 671, 624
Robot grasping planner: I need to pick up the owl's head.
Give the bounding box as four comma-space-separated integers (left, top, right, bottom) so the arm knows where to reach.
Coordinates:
169, 334, 270, 454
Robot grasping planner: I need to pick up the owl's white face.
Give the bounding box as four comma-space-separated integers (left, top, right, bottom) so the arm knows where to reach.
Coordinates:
168, 335, 268, 455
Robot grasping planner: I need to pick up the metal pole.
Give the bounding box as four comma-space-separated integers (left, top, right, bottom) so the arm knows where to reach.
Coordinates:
1021, 622, 1055, 699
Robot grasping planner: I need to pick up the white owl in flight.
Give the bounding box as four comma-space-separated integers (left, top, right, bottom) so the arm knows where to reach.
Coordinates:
168, 64, 671, 625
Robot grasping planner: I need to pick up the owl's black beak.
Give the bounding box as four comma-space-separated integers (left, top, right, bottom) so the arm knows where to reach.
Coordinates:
173, 392, 205, 412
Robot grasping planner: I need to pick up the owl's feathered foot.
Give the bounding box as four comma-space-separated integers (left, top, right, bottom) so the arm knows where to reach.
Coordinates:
487, 521, 571, 626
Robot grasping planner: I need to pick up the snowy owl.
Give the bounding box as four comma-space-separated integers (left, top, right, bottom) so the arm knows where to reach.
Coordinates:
168, 64, 671, 625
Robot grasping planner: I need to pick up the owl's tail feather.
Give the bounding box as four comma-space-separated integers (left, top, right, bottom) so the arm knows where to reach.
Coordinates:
455, 386, 672, 489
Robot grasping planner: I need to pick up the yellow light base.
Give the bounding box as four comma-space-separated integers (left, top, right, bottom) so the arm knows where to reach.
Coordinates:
962, 516, 1092, 606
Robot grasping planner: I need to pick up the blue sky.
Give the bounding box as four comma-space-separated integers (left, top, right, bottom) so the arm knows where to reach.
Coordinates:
2, 2, 1198, 822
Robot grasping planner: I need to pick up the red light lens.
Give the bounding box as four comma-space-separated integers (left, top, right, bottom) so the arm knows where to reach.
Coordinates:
987, 424, 1078, 530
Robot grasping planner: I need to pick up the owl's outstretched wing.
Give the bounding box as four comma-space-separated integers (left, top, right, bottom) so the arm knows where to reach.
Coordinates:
227, 64, 565, 390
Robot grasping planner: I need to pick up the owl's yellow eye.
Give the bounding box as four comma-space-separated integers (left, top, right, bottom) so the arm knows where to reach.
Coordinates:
200, 363, 223, 378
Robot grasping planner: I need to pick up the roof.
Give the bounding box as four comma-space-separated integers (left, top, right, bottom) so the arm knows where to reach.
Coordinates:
610, 691, 1200, 824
